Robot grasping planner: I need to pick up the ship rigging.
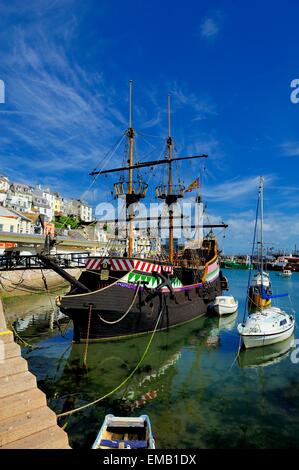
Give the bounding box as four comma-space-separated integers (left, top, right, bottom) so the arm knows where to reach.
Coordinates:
56, 81, 228, 342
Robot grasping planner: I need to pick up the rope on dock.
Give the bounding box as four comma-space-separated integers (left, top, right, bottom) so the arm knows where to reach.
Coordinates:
97, 282, 141, 325
56, 299, 165, 419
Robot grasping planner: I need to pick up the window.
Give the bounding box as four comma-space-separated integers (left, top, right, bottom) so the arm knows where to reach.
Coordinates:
0, 224, 3, 231
10, 225, 14, 232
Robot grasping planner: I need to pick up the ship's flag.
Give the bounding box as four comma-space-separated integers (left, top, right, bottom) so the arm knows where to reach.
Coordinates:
186, 177, 200, 192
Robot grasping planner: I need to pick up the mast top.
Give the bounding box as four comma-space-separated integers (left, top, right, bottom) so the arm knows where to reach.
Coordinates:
168, 95, 171, 138
167, 94, 172, 147
129, 80, 133, 130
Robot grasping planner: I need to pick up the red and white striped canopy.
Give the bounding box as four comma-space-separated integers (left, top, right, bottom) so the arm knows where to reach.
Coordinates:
85, 257, 173, 274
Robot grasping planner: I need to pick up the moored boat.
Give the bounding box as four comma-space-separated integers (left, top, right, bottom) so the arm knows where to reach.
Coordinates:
280, 269, 292, 278
221, 258, 253, 270
211, 295, 238, 315
57, 237, 223, 341
248, 272, 272, 309
237, 307, 295, 349
57, 84, 227, 341
92, 414, 155, 449
238, 177, 295, 350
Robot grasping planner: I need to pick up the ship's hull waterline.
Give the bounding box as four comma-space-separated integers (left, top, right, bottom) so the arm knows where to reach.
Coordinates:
58, 274, 222, 342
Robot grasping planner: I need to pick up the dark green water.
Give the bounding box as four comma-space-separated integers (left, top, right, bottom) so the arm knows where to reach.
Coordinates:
8, 270, 299, 449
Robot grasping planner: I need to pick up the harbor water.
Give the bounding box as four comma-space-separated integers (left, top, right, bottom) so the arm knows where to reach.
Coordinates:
5, 269, 299, 449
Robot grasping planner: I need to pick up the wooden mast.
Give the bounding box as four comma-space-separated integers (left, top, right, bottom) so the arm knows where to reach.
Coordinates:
167, 95, 174, 264
90, 88, 212, 261
127, 80, 134, 258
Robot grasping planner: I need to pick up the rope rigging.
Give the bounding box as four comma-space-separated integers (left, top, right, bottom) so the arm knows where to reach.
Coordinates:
56, 300, 165, 419
97, 281, 141, 325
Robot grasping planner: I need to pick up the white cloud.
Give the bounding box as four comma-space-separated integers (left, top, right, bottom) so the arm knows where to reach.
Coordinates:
199, 12, 224, 40
200, 18, 219, 38
202, 175, 276, 203
0, 5, 131, 201
280, 141, 299, 157
211, 209, 299, 254
169, 82, 217, 121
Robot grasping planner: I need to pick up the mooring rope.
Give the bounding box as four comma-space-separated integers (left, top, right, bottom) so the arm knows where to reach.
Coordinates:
97, 282, 141, 325
8, 322, 37, 350
83, 304, 93, 367
56, 300, 165, 419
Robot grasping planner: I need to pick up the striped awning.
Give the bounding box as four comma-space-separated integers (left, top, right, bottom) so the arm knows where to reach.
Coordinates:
85, 257, 173, 274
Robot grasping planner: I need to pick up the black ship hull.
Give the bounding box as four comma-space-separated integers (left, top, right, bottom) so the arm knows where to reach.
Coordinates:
59, 275, 222, 342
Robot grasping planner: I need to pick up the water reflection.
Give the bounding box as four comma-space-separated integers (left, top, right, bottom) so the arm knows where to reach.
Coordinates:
217, 311, 238, 331
52, 315, 213, 416
238, 336, 295, 368
7, 271, 299, 449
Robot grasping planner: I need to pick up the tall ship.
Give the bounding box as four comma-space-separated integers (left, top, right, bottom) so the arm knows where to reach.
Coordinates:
57, 82, 227, 342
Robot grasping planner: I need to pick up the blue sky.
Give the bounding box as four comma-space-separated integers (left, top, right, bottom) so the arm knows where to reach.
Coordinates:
0, 0, 299, 253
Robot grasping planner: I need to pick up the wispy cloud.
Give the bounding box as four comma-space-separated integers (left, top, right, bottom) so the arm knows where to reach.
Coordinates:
202, 175, 276, 203
0, 1, 129, 199
199, 12, 223, 40
169, 82, 217, 121
280, 141, 299, 157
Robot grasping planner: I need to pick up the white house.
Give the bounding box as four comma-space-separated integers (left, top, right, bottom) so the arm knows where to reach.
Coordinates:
0, 176, 9, 205
5, 182, 33, 213
32, 186, 55, 221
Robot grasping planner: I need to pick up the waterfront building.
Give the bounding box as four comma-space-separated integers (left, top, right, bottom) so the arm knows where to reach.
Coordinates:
0, 206, 33, 233
54, 192, 64, 216
32, 187, 54, 221
5, 182, 33, 213
63, 198, 93, 222
0, 176, 9, 192
0, 176, 10, 205
35, 185, 55, 221
78, 200, 93, 222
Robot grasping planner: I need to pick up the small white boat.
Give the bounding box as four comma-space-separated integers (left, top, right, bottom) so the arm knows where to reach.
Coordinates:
92, 414, 155, 449
212, 296, 238, 315
280, 270, 292, 278
237, 307, 295, 349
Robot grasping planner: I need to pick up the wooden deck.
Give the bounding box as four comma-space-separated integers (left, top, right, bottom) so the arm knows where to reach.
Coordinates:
0, 300, 71, 449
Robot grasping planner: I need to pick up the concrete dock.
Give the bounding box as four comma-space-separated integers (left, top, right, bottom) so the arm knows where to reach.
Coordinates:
0, 300, 70, 448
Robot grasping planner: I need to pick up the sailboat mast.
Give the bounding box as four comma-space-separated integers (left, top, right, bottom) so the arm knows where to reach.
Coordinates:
128, 80, 135, 257
260, 176, 264, 283
167, 95, 174, 263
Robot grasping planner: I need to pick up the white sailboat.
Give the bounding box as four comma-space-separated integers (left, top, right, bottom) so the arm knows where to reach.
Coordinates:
238, 177, 295, 349
237, 307, 295, 349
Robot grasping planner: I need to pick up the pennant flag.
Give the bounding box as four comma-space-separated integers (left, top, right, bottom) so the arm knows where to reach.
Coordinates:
186, 177, 200, 192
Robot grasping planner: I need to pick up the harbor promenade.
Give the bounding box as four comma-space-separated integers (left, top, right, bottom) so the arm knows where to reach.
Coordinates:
0, 300, 70, 449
